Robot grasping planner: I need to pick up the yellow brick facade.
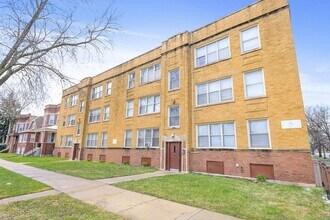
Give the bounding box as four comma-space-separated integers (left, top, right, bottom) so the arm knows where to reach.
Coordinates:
55, 0, 314, 183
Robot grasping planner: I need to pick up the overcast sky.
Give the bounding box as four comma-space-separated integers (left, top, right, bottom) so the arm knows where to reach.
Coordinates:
36, 0, 330, 115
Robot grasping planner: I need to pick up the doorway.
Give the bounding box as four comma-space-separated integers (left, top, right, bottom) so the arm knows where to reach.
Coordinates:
72, 143, 79, 160
166, 142, 181, 172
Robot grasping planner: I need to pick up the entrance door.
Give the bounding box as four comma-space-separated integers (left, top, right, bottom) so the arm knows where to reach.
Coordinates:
72, 143, 79, 160
166, 142, 181, 172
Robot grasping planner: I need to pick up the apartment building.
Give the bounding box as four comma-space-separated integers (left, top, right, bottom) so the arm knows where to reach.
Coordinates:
8, 104, 60, 155
55, 0, 315, 184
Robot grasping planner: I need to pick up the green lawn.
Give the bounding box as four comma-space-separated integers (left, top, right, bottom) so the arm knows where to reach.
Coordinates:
29, 160, 157, 180
115, 173, 330, 220
0, 194, 123, 219
0, 153, 156, 180
0, 167, 51, 199
0, 153, 67, 163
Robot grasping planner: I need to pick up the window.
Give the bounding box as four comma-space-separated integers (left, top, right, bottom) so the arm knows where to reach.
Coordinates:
248, 119, 270, 148
137, 128, 159, 148
91, 86, 103, 100
104, 106, 110, 121
168, 69, 180, 91
71, 95, 78, 106
47, 133, 54, 143
62, 116, 66, 127
49, 115, 55, 125
79, 100, 84, 113
128, 73, 135, 89
197, 123, 235, 148
65, 97, 69, 108
76, 123, 81, 135
30, 134, 35, 142
65, 135, 73, 147
89, 109, 101, 123
68, 115, 75, 126
244, 69, 265, 99
139, 95, 160, 115
126, 100, 134, 117
101, 132, 107, 148
240, 25, 261, 53
86, 133, 98, 147
59, 136, 63, 147
30, 121, 35, 129
106, 82, 112, 96
20, 134, 27, 142
168, 106, 180, 127
18, 123, 25, 132
125, 130, 132, 148
140, 63, 161, 84
197, 77, 233, 106
195, 37, 230, 67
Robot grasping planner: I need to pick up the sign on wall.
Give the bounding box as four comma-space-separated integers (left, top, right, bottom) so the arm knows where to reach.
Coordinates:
281, 120, 302, 129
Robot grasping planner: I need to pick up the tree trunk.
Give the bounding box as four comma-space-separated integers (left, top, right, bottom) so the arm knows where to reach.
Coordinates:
318, 146, 322, 157
5, 121, 13, 148
323, 146, 327, 159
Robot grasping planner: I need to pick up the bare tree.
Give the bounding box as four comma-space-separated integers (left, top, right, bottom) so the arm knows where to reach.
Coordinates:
305, 106, 330, 158
0, 0, 119, 99
0, 90, 31, 146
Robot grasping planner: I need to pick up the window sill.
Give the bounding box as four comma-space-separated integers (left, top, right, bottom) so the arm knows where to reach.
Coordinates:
249, 147, 271, 150
167, 126, 180, 130
136, 147, 159, 149
139, 79, 161, 87
168, 88, 180, 93
244, 96, 267, 101
138, 112, 160, 117
91, 97, 102, 101
103, 119, 109, 122
196, 147, 236, 150
194, 57, 231, 70
125, 116, 133, 119
241, 47, 262, 56
88, 121, 100, 124
86, 146, 98, 149
195, 100, 234, 109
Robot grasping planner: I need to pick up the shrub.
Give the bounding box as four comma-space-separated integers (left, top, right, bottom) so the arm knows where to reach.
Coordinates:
256, 174, 267, 182
122, 161, 129, 165
141, 162, 149, 167
99, 160, 105, 163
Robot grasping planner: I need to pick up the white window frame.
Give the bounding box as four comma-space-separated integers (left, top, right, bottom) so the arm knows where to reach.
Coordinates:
68, 115, 75, 126
128, 73, 135, 89
86, 133, 98, 148
76, 123, 81, 136
140, 63, 161, 85
106, 82, 112, 96
136, 128, 159, 148
168, 105, 180, 128
103, 106, 110, 121
168, 69, 180, 91
138, 95, 160, 115
65, 135, 73, 147
196, 122, 236, 149
124, 130, 132, 148
240, 25, 261, 54
48, 115, 55, 125
88, 108, 101, 123
79, 100, 84, 113
30, 134, 35, 143
195, 77, 234, 107
194, 36, 231, 68
91, 85, 103, 100
46, 133, 54, 143
243, 69, 266, 99
71, 95, 78, 106
101, 132, 107, 148
126, 100, 134, 118
247, 119, 271, 149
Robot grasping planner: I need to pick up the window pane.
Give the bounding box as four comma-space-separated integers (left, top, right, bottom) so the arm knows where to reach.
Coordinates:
223, 123, 234, 135
196, 47, 206, 58
251, 134, 269, 148
210, 124, 220, 135
220, 78, 232, 89
211, 136, 221, 147
250, 120, 268, 134
243, 38, 259, 52
197, 94, 207, 105
197, 84, 207, 95
224, 136, 235, 147
246, 83, 264, 98
209, 92, 219, 103
221, 89, 232, 101
242, 26, 258, 41
197, 57, 206, 67
218, 37, 229, 49
245, 71, 263, 85
198, 125, 208, 136
219, 48, 230, 60
198, 136, 209, 147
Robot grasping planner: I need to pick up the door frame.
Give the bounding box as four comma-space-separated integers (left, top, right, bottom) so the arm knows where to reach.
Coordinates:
165, 141, 182, 172
72, 143, 80, 160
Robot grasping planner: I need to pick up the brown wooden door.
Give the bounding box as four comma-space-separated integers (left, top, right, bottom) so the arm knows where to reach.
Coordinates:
72, 143, 79, 160
166, 142, 181, 171
250, 164, 275, 179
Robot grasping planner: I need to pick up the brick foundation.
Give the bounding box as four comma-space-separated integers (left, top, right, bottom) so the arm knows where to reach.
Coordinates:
189, 150, 315, 184
54, 147, 73, 159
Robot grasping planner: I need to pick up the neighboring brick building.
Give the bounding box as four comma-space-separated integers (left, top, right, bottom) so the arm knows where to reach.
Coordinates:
8, 104, 60, 155
55, 0, 315, 184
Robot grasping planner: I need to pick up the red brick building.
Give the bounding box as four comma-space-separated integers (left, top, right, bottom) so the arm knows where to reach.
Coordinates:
8, 104, 60, 156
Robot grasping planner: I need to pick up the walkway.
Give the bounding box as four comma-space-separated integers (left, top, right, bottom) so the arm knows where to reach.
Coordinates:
0, 159, 239, 220
0, 190, 59, 205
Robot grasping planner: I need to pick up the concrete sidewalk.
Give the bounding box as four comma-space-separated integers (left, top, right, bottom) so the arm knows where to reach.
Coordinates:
0, 159, 239, 220
0, 190, 59, 204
